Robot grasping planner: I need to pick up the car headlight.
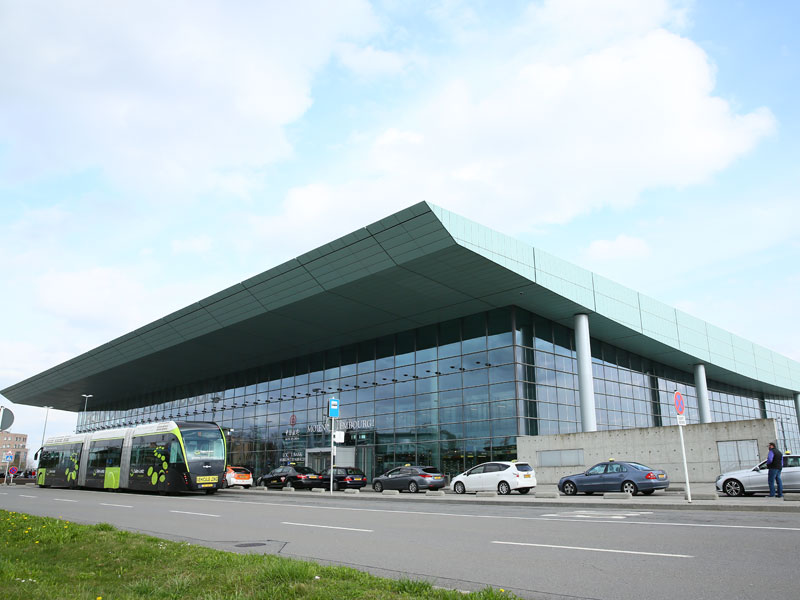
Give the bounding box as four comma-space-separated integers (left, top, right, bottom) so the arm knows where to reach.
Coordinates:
716, 474, 723, 482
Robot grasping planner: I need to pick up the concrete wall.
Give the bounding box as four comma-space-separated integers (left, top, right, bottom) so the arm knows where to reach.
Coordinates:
517, 419, 778, 485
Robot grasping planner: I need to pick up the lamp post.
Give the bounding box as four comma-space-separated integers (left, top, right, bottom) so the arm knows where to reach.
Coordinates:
81, 394, 93, 433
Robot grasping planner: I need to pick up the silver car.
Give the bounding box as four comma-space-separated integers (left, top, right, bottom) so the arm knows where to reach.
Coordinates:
716, 454, 800, 496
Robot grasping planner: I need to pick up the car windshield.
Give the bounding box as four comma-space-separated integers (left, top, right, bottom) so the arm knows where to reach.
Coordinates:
346, 468, 363, 475
294, 466, 316, 474
182, 427, 225, 462
627, 463, 654, 471
515, 463, 533, 471
231, 467, 249, 474
422, 467, 440, 474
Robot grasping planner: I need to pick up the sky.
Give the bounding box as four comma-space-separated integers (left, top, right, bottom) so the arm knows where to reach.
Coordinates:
1, 0, 799, 464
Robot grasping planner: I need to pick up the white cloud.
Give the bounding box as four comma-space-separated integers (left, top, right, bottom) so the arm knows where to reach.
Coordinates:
172, 236, 213, 255
335, 42, 410, 76
584, 235, 651, 262
0, 0, 381, 196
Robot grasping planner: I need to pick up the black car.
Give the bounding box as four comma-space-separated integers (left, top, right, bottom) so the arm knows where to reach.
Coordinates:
315, 466, 368, 491
372, 465, 446, 493
258, 465, 322, 489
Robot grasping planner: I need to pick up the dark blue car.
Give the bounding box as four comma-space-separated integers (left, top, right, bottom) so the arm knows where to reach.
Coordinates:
559, 460, 669, 496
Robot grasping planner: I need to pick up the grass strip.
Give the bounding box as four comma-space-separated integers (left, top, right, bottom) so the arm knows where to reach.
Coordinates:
0, 509, 518, 599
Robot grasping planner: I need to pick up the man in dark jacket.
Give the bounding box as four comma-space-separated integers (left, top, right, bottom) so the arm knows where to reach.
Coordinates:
766, 442, 783, 498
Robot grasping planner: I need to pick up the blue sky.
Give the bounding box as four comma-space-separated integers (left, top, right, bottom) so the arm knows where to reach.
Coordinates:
1, 0, 798, 457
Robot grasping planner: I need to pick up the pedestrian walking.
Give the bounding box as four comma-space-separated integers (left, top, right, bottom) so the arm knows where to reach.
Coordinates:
766, 441, 783, 498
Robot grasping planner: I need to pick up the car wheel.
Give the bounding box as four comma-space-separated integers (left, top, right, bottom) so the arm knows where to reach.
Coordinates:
723, 479, 744, 497
373, 481, 383, 493
498, 481, 511, 495
641, 489, 654, 495
562, 481, 577, 495
221, 479, 228, 489
284, 480, 293, 489
622, 481, 638, 495
408, 481, 419, 493
517, 488, 530, 495
453, 481, 466, 494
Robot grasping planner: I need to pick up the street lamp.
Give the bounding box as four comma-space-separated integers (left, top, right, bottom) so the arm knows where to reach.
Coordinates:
81, 394, 93, 433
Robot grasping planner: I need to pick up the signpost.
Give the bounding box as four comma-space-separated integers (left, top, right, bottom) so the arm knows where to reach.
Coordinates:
674, 391, 692, 503
3, 451, 13, 486
327, 399, 339, 495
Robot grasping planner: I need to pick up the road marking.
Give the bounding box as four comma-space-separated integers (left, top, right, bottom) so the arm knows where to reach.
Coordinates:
204, 499, 800, 532
492, 540, 692, 558
282, 521, 372, 532
541, 510, 654, 519
170, 510, 220, 518
19, 494, 37, 498
53, 498, 78, 503
100, 503, 133, 508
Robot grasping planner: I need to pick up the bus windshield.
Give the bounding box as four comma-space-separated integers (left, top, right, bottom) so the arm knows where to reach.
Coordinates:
182, 427, 225, 462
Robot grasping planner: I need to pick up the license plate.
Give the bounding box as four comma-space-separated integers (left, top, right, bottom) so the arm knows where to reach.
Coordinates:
198, 483, 213, 488
196, 476, 218, 483
309, 475, 318, 479
658, 474, 666, 479
524, 474, 531, 478
355, 478, 363, 481
433, 476, 442, 479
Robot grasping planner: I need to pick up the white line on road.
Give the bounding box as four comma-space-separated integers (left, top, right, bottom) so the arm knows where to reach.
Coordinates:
19, 494, 37, 498
170, 510, 220, 518
100, 503, 133, 508
204, 498, 800, 532
282, 521, 372, 532
492, 540, 693, 558
53, 499, 78, 503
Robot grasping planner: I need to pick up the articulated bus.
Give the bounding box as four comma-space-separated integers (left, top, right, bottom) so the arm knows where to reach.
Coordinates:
34, 421, 226, 494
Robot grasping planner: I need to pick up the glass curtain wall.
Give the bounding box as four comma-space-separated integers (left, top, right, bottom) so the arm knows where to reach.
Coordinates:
78, 306, 800, 478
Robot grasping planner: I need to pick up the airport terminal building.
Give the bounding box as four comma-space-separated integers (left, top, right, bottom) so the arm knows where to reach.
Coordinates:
4, 202, 800, 481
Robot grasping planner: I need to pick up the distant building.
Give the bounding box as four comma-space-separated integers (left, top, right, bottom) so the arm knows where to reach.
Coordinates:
3, 202, 799, 481
1, 431, 28, 470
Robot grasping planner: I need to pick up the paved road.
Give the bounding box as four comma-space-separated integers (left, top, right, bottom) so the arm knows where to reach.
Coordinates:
2, 486, 798, 599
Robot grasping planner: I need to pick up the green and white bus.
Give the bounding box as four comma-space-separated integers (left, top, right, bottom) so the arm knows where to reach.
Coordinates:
34, 421, 226, 494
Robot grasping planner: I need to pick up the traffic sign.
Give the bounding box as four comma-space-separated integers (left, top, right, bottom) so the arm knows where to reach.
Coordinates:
674, 391, 685, 415
676, 414, 687, 426
328, 398, 339, 418
3, 452, 13, 463
8, 466, 18, 476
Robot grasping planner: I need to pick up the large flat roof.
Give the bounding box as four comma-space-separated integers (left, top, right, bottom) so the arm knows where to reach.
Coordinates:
4, 202, 799, 411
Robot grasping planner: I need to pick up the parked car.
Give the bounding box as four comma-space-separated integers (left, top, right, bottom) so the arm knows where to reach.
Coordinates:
259, 465, 322, 489
451, 461, 536, 495
315, 466, 368, 491
716, 454, 800, 496
223, 466, 253, 489
559, 460, 669, 496
372, 465, 446, 493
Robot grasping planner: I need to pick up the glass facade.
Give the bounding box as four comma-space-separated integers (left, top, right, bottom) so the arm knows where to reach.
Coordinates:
78, 305, 800, 480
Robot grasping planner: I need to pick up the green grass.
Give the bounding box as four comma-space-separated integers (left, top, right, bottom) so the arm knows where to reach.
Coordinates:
0, 510, 518, 600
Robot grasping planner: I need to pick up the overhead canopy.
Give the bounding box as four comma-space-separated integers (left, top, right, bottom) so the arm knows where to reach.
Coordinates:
4, 202, 799, 412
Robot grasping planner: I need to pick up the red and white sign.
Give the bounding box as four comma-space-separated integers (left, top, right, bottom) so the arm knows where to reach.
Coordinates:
674, 391, 685, 415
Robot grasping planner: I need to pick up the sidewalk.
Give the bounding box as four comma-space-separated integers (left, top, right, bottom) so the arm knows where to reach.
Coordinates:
219, 486, 800, 513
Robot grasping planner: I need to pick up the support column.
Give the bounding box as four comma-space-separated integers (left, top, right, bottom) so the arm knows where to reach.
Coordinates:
795, 393, 800, 429
694, 363, 712, 424
574, 314, 597, 432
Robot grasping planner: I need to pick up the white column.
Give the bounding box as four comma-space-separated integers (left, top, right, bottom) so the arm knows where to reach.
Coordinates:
574, 314, 597, 432
694, 363, 712, 424
795, 393, 800, 429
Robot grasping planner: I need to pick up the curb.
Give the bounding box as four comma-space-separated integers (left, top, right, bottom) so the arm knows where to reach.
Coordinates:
217, 487, 800, 513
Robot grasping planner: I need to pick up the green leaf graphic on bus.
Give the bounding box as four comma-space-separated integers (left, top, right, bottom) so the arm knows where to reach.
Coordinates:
64, 453, 79, 482
146, 445, 167, 485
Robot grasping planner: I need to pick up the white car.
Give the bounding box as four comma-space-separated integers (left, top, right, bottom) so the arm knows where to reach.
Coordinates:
716, 454, 800, 496
451, 461, 536, 495
223, 466, 253, 489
